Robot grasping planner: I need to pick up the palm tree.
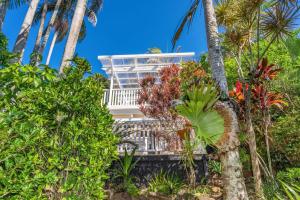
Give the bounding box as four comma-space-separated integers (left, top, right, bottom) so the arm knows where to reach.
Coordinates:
32, 0, 101, 65
0, 0, 28, 32
12, 0, 40, 63
173, 1, 249, 199
60, 0, 102, 71
45, 19, 86, 65
31, 0, 48, 65
34, 0, 62, 65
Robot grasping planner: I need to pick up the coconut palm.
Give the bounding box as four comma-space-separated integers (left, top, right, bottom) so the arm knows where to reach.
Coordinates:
12, 0, 40, 63
31, 0, 101, 65
45, 18, 87, 65
60, 0, 89, 71
30, 0, 47, 65
0, 0, 28, 32
172, 1, 249, 199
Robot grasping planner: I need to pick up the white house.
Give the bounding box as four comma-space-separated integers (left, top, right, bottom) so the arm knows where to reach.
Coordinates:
98, 52, 196, 154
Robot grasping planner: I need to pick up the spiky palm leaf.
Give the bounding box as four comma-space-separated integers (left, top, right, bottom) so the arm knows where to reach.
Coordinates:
172, 0, 200, 49
261, 2, 299, 41
176, 85, 224, 145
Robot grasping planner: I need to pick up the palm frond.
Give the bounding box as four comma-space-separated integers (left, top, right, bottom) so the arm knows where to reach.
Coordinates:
171, 0, 200, 50
78, 21, 87, 42
88, 0, 103, 13
261, 3, 299, 41
33, 2, 56, 25
6, 0, 29, 9
87, 10, 97, 26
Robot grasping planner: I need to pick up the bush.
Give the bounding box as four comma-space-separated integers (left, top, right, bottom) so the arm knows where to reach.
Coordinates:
0, 58, 118, 199
272, 110, 300, 167
148, 171, 183, 195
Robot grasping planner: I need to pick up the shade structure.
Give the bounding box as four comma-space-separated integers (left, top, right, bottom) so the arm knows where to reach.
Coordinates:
98, 52, 195, 89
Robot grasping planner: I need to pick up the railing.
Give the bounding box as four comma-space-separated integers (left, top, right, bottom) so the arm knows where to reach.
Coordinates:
115, 121, 183, 155
102, 88, 141, 108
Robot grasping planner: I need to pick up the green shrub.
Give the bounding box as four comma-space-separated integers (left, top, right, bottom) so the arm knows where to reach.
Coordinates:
0, 58, 118, 199
272, 111, 300, 167
148, 171, 183, 195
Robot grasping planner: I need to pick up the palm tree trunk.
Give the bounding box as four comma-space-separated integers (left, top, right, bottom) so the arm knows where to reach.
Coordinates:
31, 0, 48, 65
45, 31, 58, 65
38, 0, 62, 59
203, 0, 228, 95
12, 0, 40, 63
0, 1, 7, 32
60, 0, 87, 72
202, 0, 248, 199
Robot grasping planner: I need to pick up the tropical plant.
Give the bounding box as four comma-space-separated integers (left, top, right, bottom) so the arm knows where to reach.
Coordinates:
113, 148, 139, 196
176, 85, 224, 145
148, 171, 184, 196
173, 1, 249, 198
0, 56, 118, 199
12, 0, 40, 63
181, 136, 198, 188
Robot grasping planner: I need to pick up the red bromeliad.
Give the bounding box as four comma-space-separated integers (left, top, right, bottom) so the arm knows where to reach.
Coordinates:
230, 58, 287, 111
255, 58, 282, 81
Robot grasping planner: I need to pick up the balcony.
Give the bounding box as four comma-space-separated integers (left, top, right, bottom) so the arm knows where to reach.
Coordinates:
98, 52, 195, 116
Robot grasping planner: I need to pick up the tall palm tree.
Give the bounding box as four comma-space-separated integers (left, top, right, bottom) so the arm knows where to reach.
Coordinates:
173, 1, 249, 199
35, 0, 62, 64
45, 18, 87, 65
0, 0, 28, 32
31, 0, 101, 65
60, 0, 102, 71
31, 0, 47, 65
12, 0, 40, 63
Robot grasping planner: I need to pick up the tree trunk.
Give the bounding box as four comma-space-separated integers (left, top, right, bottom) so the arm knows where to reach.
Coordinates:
203, 0, 228, 95
202, 0, 249, 199
38, 0, 62, 61
12, 0, 40, 63
60, 0, 87, 72
45, 31, 58, 65
245, 87, 264, 198
31, 0, 48, 65
0, 1, 7, 32
263, 109, 273, 177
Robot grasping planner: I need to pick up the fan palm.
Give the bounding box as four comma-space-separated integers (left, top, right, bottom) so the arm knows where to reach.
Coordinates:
176, 85, 224, 145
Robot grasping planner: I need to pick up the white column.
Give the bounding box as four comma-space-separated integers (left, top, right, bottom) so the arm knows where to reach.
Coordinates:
108, 58, 114, 106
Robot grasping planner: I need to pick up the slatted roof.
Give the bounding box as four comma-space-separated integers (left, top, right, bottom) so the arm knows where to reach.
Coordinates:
98, 52, 195, 89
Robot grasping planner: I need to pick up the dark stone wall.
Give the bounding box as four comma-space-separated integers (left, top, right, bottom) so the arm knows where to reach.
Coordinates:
110, 154, 208, 186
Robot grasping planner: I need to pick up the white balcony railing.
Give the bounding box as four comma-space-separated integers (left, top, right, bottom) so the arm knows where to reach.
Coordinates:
102, 88, 141, 108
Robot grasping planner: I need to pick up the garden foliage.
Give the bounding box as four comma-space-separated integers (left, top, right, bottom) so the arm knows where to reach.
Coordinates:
0, 42, 118, 199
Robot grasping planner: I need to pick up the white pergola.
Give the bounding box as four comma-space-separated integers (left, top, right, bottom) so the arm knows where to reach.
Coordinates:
98, 52, 195, 115
98, 52, 195, 89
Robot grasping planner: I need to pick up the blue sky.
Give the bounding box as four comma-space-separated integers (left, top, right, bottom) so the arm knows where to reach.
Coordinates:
3, 0, 207, 74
